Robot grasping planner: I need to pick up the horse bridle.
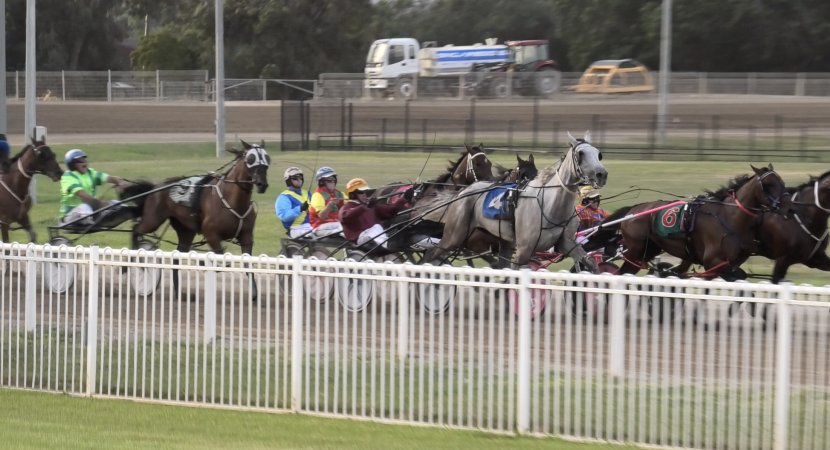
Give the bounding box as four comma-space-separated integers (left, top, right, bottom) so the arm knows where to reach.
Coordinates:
0, 144, 51, 204
16, 144, 51, 179
555, 140, 595, 191
465, 150, 488, 182
730, 169, 786, 217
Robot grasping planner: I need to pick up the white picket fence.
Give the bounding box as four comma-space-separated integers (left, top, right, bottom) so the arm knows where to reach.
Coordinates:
1, 242, 829, 450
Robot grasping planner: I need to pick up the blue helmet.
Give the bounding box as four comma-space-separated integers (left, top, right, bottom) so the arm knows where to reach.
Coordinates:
64, 149, 87, 166
315, 166, 337, 180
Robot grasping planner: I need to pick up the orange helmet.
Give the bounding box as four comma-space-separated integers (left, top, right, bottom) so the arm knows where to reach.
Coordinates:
345, 178, 370, 195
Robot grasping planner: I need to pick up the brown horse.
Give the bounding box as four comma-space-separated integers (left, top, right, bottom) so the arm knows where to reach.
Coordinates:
754, 170, 830, 283
594, 164, 787, 280
124, 141, 270, 256
496, 153, 537, 184
0, 140, 63, 242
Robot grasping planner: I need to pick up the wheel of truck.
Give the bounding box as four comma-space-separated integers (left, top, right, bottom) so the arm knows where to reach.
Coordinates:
395, 77, 414, 99
534, 69, 561, 97
491, 79, 509, 98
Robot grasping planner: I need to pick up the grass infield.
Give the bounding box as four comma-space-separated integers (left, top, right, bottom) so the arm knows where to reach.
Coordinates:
0, 388, 641, 449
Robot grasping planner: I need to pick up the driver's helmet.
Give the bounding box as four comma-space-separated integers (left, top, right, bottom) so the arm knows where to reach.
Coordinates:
579, 185, 599, 198
315, 166, 337, 185
345, 178, 370, 195
64, 148, 87, 167
283, 166, 303, 181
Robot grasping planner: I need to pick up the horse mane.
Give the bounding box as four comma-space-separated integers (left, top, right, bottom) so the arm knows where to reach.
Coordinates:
536, 161, 561, 185
431, 151, 469, 183
705, 173, 755, 199
794, 169, 830, 192
493, 162, 509, 180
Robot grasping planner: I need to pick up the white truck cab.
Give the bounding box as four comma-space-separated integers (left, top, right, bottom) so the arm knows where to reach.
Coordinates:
364, 38, 420, 98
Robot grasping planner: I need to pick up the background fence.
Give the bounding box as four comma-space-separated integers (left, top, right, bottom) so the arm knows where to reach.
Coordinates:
6, 70, 830, 102
280, 98, 830, 161
1, 242, 829, 450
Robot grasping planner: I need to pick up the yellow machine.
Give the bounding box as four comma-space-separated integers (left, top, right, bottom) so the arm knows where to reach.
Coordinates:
571, 59, 655, 94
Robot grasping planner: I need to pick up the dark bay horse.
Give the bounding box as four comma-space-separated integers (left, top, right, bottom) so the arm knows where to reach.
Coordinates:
594, 164, 787, 280
418, 131, 608, 269
497, 153, 538, 184
0, 140, 63, 242
124, 141, 270, 256
754, 170, 830, 283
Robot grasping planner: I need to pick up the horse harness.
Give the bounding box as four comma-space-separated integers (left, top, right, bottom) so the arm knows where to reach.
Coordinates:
786, 189, 830, 260
0, 145, 50, 205
209, 146, 269, 242
464, 150, 488, 182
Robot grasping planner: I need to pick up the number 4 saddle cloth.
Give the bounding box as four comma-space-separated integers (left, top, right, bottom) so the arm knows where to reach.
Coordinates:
653, 201, 695, 238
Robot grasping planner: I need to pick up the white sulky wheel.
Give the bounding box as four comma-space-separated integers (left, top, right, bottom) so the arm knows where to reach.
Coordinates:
44, 236, 74, 294
337, 250, 374, 313
130, 239, 161, 296
415, 271, 456, 314
307, 247, 334, 303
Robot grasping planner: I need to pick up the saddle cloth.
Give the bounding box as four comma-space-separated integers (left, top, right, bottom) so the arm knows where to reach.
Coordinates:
482, 184, 516, 220
169, 176, 208, 207
653, 202, 690, 238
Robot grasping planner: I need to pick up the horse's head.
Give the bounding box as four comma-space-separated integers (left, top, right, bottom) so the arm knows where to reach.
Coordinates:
749, 163, 788, 212
232, 140, 270, 193
813, 171, 830, 213
22, 140, 64, 181
502, 153, 538, 183
451, 143, 494, 185
514, 153, 538, 183
567, 131, 607, 188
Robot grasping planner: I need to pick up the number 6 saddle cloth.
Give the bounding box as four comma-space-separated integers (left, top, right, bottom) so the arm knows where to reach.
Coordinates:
653, 201, 696, 238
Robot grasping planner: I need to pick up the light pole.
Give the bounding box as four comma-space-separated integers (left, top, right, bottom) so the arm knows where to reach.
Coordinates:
25, 0, 37, 202
657, 0, 672, 146
215, 0, 225, 158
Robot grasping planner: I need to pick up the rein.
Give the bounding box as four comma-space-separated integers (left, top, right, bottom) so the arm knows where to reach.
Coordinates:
729, 190, 757, 218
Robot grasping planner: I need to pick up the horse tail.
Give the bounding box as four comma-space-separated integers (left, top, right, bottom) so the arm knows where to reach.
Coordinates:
120, 180, 155, 212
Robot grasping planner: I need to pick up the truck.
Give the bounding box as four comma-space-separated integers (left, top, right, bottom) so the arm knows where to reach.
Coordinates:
364, 37, 560, 100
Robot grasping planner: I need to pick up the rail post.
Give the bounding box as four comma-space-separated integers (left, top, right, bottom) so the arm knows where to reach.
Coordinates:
291, 255, 304, 412
204, 254, 217, 343
86, 246, 100, 396
24, 245, 36, 332
397, 265, 410, 362
608, 277, 626, 377
774, 285, 793, 450
517, 269, 532, 433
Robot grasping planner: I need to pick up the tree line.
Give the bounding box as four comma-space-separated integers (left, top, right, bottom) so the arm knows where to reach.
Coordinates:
5, 0, 829, 77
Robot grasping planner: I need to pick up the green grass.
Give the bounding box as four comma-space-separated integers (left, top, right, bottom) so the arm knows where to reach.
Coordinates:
10, 141, 830, 285
0, 388, 639, 449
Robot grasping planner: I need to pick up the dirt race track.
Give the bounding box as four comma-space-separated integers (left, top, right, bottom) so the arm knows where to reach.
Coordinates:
5, 95, 829, 144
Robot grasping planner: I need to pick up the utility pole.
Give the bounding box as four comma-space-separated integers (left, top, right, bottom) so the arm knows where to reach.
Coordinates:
657, 0, 672, 146
215, 0, 225, 158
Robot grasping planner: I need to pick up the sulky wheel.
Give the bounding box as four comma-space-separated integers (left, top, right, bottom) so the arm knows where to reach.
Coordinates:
44, 236, 75, 294
130, 239, 161, 296
337, 250, 374, 312
307, 247, 334, 303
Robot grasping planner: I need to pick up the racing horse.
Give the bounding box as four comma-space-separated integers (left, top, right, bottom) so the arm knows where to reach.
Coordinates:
593, 164, 787, 280
125, 140, 270, 257
418, 131, 607, 269
752, 170, 830, 283
0, 140, 63, 243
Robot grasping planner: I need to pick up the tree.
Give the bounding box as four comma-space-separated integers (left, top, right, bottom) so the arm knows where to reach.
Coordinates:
130, 30, 202, 70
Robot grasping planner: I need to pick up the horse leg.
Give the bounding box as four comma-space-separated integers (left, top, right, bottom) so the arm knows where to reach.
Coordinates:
423, 226, 469, 265
236, 231, 258, 303
18, 214, 36, 243
771, 257, 793, 284
170, 221, 197, 295
1, 224, 9, 243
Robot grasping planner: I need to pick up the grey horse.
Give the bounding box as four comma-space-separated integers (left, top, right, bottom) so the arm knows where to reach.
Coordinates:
418, 131, 608, 270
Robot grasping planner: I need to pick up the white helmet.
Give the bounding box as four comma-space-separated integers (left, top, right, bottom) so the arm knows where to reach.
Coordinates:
315, 166, 337, 180
283, 167, 303, 181
64, 148, 87, 166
